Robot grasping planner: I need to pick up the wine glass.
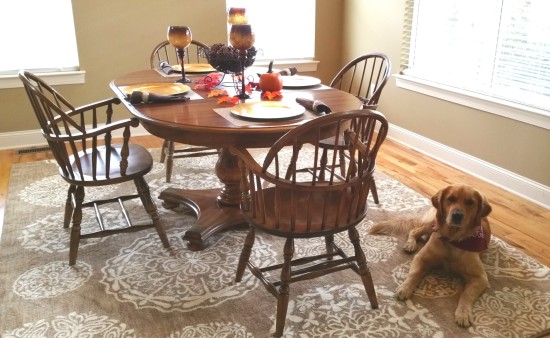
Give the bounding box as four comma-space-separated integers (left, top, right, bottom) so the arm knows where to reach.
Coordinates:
229, 24, 255, 99
167, 26, 192, 83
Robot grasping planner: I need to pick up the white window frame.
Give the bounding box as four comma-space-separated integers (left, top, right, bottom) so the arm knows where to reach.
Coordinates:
0, 0, 85, 89
397, 0, 550, 131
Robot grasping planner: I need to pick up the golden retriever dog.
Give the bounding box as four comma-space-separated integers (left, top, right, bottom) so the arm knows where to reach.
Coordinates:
369, 184, 492, 327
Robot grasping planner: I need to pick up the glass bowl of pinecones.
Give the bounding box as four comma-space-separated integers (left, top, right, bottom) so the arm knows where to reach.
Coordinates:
203, 43, 257, 74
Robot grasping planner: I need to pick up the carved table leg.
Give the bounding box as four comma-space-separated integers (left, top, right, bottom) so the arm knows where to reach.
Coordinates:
158, 147, 247, 250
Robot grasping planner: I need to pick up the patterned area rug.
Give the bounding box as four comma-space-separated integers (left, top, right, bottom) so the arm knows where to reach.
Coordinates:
1, 149, 549, 338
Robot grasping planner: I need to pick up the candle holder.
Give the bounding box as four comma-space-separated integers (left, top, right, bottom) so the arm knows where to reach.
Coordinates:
229, 24, 255, 99
167, 26, 192, 83
227, 7, 248, 25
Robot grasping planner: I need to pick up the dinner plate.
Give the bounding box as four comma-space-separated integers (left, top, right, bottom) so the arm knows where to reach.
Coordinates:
282, 75, 322, 88
230, 101, 305, 120
122, 83, 190, 95
172, 63, 217, 73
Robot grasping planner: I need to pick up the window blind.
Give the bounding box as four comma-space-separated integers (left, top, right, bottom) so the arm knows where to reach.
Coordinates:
403, 0, 550, 112
0, 0, 79, 75
225, 0, 315, 60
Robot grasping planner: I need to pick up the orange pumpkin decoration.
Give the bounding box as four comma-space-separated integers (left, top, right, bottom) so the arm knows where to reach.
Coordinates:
259, 60, 283, 92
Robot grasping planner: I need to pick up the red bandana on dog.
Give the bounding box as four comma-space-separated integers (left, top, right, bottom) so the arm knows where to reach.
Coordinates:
447, 226, 488, 252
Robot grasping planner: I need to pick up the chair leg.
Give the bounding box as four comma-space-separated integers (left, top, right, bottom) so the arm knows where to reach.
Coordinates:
160, 139, 169, 163
69, 186, 84, 266
165, 140, 175, 183
134, 177, 170, 248
64, 184, 76, 228
370, 179, 379, 204
275, 238, 294, 337
236, 226, 255, 282
325, 234, 334, 260
348, 227, 378, 309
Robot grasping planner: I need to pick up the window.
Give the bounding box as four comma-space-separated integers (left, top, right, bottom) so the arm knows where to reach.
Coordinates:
225, 0, 315, 61
402, 0, 550, 114
0, 0, 79, 76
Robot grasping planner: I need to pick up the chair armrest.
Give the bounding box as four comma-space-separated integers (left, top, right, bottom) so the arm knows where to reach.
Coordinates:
229, 146, 264, 174
69, 97, 121, 116
50, 118, 139, 141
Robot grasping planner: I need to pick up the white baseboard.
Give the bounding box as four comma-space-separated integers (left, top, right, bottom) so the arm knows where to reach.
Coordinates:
0, 125, 150, 150
387, 123, 550, 210
1, 124, 549, 209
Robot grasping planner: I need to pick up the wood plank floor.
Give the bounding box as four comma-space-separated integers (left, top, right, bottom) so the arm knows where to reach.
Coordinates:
1, 135, 548, 266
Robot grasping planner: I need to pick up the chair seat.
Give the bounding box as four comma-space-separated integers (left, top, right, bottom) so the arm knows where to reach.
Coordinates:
244, 186, 367, 236
64, 144, 153, 185
319, 135, 347, 148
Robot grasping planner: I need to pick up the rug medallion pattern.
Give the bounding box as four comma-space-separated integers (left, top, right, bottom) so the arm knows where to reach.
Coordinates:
1, 150, 549, 337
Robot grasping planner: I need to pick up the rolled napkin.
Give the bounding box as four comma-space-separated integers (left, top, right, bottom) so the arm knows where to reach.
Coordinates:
295, 97, 332, 115
256, 67, 298, 79
278, 67, 298, 76
159, 61, 174, 75
129, 91, 190, 104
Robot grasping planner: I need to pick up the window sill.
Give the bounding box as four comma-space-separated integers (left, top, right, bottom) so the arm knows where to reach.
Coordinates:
254, 59, 319, 72
395, 74, 550, 131
0, 70, 86, 89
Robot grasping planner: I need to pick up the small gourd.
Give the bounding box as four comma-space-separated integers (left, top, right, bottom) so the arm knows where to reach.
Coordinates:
259, 60, 283, 92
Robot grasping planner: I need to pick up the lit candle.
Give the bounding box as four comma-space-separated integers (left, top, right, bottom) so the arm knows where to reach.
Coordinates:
228, 7, 248, 24
229, 24, 255, 50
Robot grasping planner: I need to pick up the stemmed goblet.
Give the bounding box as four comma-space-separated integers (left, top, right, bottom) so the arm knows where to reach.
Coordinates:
167, 26, 192, 83
229, 24, 255, 99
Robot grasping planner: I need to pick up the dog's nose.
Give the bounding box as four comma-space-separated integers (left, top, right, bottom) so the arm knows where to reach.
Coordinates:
451, 211, 464, 224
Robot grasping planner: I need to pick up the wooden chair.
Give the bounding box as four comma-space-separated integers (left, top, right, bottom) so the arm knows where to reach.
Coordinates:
150, 39, 219, 182
18, 70, 170, 266
319, 52, 391, 204
232, 109, 388, 337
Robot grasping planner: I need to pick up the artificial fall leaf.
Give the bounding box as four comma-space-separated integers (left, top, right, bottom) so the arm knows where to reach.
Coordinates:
208, 89, 229, 98
217, 96, 240, 105
262, 91, 283, 100
245, 84, 253, 94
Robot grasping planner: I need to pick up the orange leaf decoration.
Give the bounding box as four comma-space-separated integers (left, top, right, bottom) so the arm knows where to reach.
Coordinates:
217, 96, 240, 105
208, 89, 229, 98
262, 91, 283, 100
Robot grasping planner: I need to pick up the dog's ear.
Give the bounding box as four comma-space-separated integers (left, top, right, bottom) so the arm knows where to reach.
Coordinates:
474, 190, 492, 224
431, 187, 448, 226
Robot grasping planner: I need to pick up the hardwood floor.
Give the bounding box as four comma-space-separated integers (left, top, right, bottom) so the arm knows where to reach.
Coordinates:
1, 135, 548, 266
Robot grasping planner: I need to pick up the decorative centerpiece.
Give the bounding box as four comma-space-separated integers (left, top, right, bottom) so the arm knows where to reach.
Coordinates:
203, 43, 257, 75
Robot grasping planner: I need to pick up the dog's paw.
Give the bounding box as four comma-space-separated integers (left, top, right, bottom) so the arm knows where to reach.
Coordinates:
395, 285, 413, 301
454, 309, 473, 327
402, 240, 417, 253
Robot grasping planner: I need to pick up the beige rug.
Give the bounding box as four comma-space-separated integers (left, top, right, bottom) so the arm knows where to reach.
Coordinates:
1, 149, 549, 338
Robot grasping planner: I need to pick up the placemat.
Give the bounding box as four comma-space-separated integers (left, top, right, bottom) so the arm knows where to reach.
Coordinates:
213, 106, 320, 127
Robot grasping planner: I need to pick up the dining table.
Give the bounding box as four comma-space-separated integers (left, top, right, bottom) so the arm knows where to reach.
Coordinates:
110, 68, 363, 251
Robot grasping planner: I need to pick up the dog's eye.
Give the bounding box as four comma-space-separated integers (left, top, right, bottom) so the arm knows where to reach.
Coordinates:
448, 195, 457, 203
465, 199, 475, 207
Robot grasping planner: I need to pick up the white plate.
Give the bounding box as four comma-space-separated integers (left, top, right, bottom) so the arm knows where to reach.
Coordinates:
122, 83, 190, 95
230, 101, 305, 120
282, 75, 322, 88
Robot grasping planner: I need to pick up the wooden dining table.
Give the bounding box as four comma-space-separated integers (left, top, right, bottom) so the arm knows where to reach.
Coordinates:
110, 69, 363, 250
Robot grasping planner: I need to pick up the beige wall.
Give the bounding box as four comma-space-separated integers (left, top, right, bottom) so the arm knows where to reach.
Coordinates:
1, 0, 342, 132
2, 0, 548, 187
342, 0, 550, 187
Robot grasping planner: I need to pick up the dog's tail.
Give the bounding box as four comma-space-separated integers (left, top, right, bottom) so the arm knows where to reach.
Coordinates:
368, 218, 424, 236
